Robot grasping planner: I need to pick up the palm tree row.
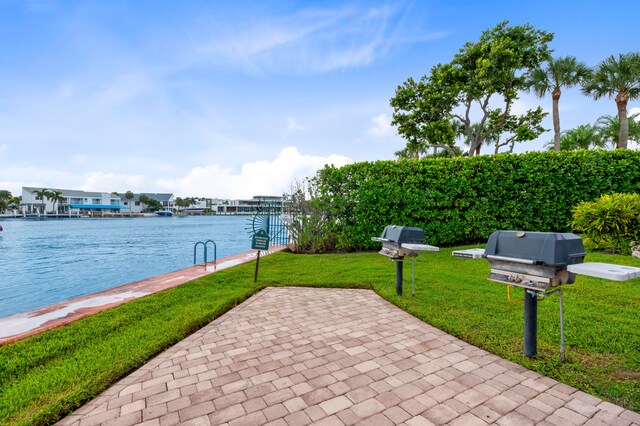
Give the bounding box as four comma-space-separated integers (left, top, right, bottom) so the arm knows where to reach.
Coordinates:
31, 188, 66, 214
528, 52, 640, 150
545, 112, 640, 151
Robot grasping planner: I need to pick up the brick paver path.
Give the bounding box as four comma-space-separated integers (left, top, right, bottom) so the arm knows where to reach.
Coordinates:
58, 287, 640, 426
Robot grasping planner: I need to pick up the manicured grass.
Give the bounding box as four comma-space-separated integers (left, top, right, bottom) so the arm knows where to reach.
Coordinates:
1, 247, 639, 424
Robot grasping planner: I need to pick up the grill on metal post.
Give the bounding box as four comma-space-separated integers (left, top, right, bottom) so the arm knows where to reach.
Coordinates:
457, 230, 640, 361
483, 231, 586, 359
371, 225, 438, 296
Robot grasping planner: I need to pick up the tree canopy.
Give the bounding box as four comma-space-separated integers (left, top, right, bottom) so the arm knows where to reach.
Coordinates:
391, 21, 553, 157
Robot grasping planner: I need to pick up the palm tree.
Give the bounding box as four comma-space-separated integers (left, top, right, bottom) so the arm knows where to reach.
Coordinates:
32, 188, 51, 214
139, 194, 150, 212
582, 52, 640, 149
596, 113, 640, 148
48, 190, 65, 214
528, 56, 592, 151
544, 124, 606, 151
125, 191, 134, 213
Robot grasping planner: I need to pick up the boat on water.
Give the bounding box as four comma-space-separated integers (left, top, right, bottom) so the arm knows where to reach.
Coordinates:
156, 208, 174, 217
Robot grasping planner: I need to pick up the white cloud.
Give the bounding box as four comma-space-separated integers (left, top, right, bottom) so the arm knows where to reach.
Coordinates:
630, 107, 640, 119
193, 5, 444, 75
0, 147, 351, 199
80, 172, 149, 193
157, 147, 352, 198
367, 113, 392, 138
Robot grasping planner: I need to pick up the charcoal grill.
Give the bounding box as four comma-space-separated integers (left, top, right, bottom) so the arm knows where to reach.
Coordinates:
371, 225, 438, 295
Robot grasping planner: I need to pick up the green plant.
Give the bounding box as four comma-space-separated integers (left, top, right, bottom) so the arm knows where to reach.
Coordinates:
284, 179, 338, 253
571, 193, 640, 254
304, 150, 640, 252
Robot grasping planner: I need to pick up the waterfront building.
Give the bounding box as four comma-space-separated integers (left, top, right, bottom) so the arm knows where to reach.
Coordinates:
21, 187, 122, 215
214, 195, 285, 214
18, 188, 278, 216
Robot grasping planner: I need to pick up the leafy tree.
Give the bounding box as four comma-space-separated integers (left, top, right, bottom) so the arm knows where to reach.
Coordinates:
9, 196, 21, 210
142, 197, 162, 212
544, 124, 606, 151
139, 194, 150, 211
125, 191, 134, 212
391, 21, 552, 157
390, 77, 458, 158
582, 52, 640, 149
596, 113, 640, 148
0, 190, 10, 213
32, 188, 51, 214
527, 56, 592, 151
174, 197, 184, 209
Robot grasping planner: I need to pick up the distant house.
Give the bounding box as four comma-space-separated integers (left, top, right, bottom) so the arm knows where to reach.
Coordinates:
21, 187, 122, 215
214, 195, 284, 215
119, 193, 175, 213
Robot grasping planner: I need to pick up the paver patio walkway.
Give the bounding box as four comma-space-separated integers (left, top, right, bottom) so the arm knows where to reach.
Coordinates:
57, 287, 640, 426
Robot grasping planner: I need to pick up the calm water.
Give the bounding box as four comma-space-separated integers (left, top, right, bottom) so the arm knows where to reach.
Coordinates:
0, 216, 251, 318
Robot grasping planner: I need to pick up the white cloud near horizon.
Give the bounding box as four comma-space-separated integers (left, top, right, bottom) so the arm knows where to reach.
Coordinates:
156, 146, 352, 198
0, 147, 352, 199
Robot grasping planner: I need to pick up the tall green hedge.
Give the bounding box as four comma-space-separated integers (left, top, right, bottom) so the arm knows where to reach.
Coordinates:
310, 150, 640, 251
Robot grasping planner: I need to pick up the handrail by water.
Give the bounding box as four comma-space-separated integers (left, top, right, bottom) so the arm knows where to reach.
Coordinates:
204, 240, 217, 264
194, 240, 217, 267
193, 241, 206, 265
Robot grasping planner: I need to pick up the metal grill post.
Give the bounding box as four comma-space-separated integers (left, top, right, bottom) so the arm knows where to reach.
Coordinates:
396, 260, 403, 296
524, 289, 538, 357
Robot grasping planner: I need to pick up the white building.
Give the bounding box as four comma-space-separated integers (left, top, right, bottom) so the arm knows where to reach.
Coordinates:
21, 188, 175, 215
22, 187, 122, 215
214, 195, 285, 215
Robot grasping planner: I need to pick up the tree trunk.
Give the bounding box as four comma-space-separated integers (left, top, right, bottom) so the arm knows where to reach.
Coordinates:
552, 87, 561, 151
616, 91, 630, 149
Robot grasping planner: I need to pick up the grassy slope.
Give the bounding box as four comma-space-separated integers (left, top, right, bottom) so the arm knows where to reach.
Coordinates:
0, 248, 638, 424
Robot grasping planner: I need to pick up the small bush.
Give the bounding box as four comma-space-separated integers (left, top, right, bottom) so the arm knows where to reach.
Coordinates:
571, 193, 640, 254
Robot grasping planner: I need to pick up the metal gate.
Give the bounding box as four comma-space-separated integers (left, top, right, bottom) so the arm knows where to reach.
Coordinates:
246, 200, 289, 246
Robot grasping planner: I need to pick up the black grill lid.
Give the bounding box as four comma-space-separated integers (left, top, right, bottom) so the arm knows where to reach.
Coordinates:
484, 231, 586, 267
380, 225, 425, 244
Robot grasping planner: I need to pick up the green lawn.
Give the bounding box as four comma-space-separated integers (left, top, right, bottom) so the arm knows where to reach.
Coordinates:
1, 247, 639, 425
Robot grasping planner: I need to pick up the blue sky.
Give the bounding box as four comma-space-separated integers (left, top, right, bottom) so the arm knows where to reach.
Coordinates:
0, 0, 638, 198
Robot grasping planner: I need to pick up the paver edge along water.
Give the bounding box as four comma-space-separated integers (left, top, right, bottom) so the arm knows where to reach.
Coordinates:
0, 246, 287, 345
56, 287, 640, 426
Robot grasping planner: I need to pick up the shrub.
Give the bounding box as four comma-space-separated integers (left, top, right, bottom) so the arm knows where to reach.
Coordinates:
571, 193, 640, 254
301, 150, 640, 252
